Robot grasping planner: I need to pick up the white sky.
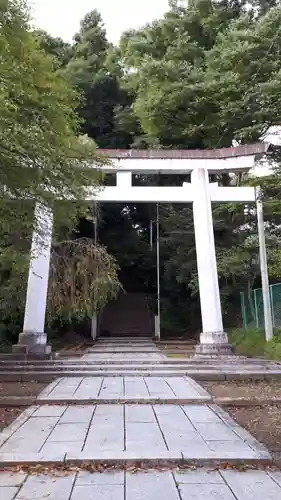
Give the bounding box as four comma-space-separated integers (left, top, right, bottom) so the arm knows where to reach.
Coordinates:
28, 0, 169, 44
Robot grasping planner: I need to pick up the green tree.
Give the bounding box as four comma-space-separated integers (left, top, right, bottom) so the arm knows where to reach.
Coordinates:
119, 2, 281, 148
34, 30, 73, 67
0, 0, 103, 220
0, 0, 107, 343
64, 9, 134, 148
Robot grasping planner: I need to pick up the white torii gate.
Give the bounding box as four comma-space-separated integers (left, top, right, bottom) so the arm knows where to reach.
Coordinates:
14, 143, 270, 356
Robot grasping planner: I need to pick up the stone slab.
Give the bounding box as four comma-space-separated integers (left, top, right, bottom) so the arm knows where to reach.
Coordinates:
178, 483, 236, 499
0, 486, 19, 500
40, 441, 83, 454
59, 406, 94, 424
181, 404, 221, 423
0, 453, 65, 466
268, 470, 281, 487
76, 471, 125, 486
125, 405, 155, 423
0, 472, 27, 487
126, 471, 179, 500
126, 422, 167, 451
71, 484, 124, 500
15, 474, 75, 500
48, 423, 89, 443
221, 470, 281, 499
174, 468, 224, 484
32, 405, 66, 418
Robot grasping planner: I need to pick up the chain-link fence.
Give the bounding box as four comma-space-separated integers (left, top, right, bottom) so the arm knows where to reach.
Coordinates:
240, 283, 281, 329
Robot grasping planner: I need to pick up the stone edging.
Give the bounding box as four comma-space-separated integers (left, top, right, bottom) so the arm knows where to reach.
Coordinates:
1, 395, 281, 407
214, 397, 281, 407
0, 452, 273, 468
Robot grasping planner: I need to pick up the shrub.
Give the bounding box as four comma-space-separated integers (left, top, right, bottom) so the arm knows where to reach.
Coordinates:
230, 328, 281, 360
230, 328, 266, 357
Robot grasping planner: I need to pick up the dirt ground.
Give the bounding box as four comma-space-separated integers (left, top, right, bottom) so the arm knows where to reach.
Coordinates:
0, 381, 46, 398
0, 407, 23, 432
229, 406, 281, 460
0, 381, 46, 432
202, 381, 281, 461
203, 380, 281, 398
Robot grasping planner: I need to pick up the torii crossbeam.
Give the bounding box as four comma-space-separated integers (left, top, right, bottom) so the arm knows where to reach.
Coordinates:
14, 143, 269, 356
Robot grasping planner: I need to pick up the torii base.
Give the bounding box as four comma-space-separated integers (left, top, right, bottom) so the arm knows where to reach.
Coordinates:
195, 343, 234, 356
194, 330, 234, 356
13, 332, 52, 357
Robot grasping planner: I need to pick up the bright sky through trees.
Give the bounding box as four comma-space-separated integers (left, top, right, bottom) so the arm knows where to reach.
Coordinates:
28, 0, 169, 43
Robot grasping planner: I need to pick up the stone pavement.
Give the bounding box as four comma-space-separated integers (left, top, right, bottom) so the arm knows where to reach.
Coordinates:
37, 374, 212, 402
0, 337, 279, 498
2, 469, 281, 500
0, 400, 269, 461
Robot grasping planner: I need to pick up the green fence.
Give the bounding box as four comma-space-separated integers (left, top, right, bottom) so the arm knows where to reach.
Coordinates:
240, 283, 281, 329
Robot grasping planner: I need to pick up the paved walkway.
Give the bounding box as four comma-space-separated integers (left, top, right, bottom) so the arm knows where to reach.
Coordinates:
0, 337, 280, 499
2, 469, 281, 500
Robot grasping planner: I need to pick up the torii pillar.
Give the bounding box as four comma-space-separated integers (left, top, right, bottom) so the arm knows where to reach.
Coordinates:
192, 168, 231, 355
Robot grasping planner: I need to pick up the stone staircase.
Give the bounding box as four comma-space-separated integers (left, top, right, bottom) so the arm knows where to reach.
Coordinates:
0, 337, 281, 382
99, 293, 154, 337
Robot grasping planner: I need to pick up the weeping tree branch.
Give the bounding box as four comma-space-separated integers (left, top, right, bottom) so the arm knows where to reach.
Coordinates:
47, 237, 122, 324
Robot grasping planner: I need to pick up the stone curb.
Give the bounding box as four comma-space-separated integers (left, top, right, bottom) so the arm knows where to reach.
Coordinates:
36, 397, 212, 405
214, 397, 281, 407
2, 395, 281, 408
0, 397, 37, 407
0, 452, 273, 468
0, 395, 212, 406
2, 371, 281, 382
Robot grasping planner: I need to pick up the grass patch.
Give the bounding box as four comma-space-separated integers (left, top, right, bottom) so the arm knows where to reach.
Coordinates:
230, 328, 281, 360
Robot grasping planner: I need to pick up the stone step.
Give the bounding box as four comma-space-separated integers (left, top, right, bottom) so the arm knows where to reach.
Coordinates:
1, 369, 281, 381
156, 340, 195, 343
0, 358, 270, 365
95, 341, 155, 345
0, 451, 271, 468
36, 396, 212, 405
0, 358, 198, 365
87, 348, 162, 353
0, 363, 274, 371
97, 337, 153, 342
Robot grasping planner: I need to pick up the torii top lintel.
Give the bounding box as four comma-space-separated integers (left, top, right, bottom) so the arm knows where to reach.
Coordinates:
98, 142, 269, 174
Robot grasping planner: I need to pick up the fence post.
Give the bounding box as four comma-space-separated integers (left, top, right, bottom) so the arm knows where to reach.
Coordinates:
241, 292, 247, 329
256, 186, 273, 341
253, 288, 259, 329
270, 285, 275, 329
